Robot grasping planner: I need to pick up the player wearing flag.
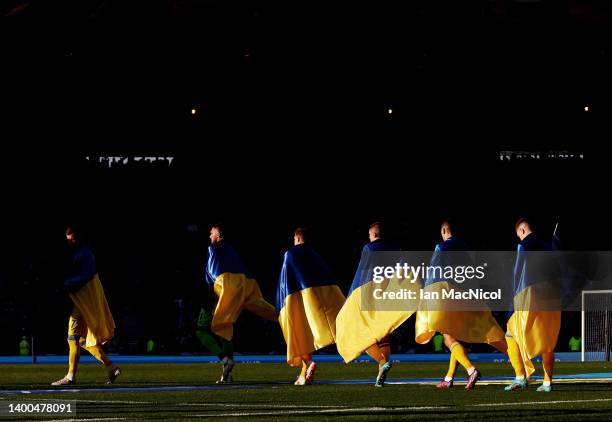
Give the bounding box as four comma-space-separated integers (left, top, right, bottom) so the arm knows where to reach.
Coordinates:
415, 219, 507, 389
276, 228, 345, 385
51, 227, 120, 386
504, 218, 561, 393
336, 222, 420, 387
203, 224, 277, 383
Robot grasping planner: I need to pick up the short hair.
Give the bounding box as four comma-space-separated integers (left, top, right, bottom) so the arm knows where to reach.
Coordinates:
294, 227, 308, 242
369, 221, 384, 237
515, 218, 531, 231
211, 223, 225, 238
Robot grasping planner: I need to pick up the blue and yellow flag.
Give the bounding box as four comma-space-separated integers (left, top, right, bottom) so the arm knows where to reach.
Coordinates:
507, 233, 561, 377
336, 239, 418, 363
415, 237, 505, 345
65, 245, 115, 348
69, 273, 116, 348
276, 244, 345, 367
206, 240, 276, 340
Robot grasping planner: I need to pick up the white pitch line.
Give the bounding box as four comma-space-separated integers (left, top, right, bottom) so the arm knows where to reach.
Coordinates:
178, 402, 349, 408
40, 418, 129, 422
19, 398, 351, 408
192, 398, 612, 418
12, 398, 158, 405
192, 406, 448, 417
470, 398, 612, 407
21, 397, 612, 420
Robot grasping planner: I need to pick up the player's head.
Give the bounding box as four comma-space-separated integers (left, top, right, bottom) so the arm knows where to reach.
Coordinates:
440, 218, 455, 241
209, 224, 224, 244
65, 226, 81, 246
293, 227, 308, 246
368, 222, 383, 242
515, 217, 532, 241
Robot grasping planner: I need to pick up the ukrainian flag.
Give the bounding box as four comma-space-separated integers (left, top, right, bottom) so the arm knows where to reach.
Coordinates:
206, 240, 276, 340
276, 244, 345, 367
415, 237, 505, 345
506, 233, 561, 377
336, 239, 418, 363
69, 273, 115, 348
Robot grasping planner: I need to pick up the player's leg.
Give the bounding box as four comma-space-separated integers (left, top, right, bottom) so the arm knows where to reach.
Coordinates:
504, 334, 528, 391
367, 336, 392, 387
218, 337, 235, 383
437, 353, 457, 388
302, 354, 317, 385
537, 351, 554, 392
295, 360, 308, 385
52, 310, 80, 385
444, 334, 480, 389
196, 307, 234, 383
82, 340, 121, 384
196, 307, 225, 357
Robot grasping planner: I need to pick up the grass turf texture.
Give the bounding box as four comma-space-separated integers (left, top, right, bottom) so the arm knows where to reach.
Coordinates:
1, 362, 611, 421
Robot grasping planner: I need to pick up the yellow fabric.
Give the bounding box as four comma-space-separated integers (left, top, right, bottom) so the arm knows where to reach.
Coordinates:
446, 355, 458, 379
84, 345, 111, 366
450, 342, 473, 372
68, 274, 115, 348
68, 340, 80, 375
506, 285, 561, 378
506, 335, 526, 377
212, 272, 277, 340
415, 282, 505, 345
336, 276, 418, 363
278, 285, 345, 367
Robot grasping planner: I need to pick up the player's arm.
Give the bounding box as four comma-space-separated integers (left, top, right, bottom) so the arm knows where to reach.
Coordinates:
205, 246, 217, 285
64, 249, 96, 293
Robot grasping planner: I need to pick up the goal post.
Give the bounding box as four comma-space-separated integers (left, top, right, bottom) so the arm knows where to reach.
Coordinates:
582, 290, 612, 362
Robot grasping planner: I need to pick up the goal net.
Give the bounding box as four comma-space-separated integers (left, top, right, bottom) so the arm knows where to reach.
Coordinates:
582, 290, 612, 362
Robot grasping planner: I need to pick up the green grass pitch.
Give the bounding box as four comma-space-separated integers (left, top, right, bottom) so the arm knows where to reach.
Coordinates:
1, 362, 611, 421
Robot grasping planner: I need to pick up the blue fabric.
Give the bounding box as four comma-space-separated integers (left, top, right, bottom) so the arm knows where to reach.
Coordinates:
424, 237, 471, 287
205, 241, 251, 285
276, 244, 337, 314
64, 245, 96, 292
512, 233, 553, 297
347, 239, 399, 296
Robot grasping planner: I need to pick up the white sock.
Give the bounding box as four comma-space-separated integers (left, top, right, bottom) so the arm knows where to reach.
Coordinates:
542, 381, 551, 387
444, 376, 453, 382
515, 375, 525, 382
467, 367, 475, 376
66, 373, 74, 381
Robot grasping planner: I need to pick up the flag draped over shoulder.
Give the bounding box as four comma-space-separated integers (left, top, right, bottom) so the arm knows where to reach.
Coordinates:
276, 244, 345, 366
69, 274, 116, 348
65, 245, 115, 348
415, 237, 505, 345
507, 233, 561, 377
206, 241, 276, 340
336, 239, 418, 363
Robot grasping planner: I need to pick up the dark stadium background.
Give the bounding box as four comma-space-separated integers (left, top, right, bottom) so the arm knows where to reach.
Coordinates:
1, 1, 610, 356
